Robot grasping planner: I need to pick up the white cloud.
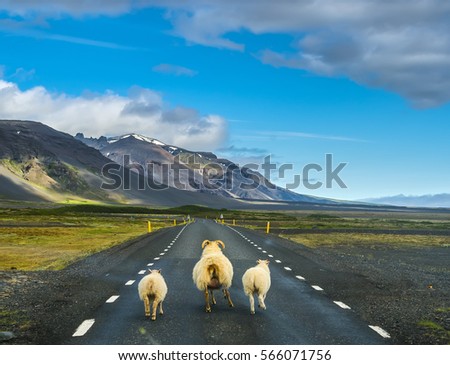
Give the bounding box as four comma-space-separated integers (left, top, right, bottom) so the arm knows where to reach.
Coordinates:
2, 0, 450, 106
0, 79, 228, 150
0, 0, 134, 18
155, 0, 450, 107
152, 63, 197, 77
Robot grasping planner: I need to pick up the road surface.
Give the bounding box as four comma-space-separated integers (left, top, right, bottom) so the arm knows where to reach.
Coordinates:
66, 219, 388, 345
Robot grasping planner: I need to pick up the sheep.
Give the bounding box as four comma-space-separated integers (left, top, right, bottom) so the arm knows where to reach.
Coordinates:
242, 259, 271, 314
138, 269, 168, 320
192, 239, 234, 312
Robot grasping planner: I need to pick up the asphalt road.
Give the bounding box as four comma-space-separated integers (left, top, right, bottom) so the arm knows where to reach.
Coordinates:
66, 219, 388, 345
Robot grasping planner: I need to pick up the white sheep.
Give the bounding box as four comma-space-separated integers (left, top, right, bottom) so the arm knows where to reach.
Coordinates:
138, 269, 168, 320
242, 259, 271, 314
192, 240, 234, 312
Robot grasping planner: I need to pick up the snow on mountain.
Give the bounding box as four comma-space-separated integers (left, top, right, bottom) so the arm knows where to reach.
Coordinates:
108, 133, 166, 146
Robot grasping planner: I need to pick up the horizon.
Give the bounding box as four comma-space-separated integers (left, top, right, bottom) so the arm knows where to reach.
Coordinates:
1, 1, 449, 201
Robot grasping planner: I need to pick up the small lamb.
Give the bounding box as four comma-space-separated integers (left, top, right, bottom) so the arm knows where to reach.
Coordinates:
138, 269, 168, 320
242, 259, 271, 314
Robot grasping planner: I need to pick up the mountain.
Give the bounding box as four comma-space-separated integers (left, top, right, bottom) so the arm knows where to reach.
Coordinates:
362, 194, 450, 208
75, 132, 329, 203
0, 120, 248, 207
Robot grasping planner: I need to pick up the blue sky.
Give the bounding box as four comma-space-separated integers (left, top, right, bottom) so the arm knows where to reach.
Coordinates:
0, 1, 449, 200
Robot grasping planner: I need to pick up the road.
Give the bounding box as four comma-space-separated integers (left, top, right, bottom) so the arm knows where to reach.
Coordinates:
66, 219, 388, 345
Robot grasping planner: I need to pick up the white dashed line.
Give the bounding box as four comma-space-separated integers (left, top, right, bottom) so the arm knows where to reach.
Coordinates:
106, 295, 120, 303
296, 275, 306, 281
268, 254, 274, 258
164, 249, 168, 251
333, 301, 351, 309
138, 270, 146, 275
154, 257, 160, 260
262, 250, 267, 253
159, 253, 165, 256
284, 267, 292, 271
258, 247, 262, 250
369, 325, 391, 338
72, 319, 95, 337
275, 259, 282, 263
311, 285, 324, 291
125, 280, 135, 286
147, 263, 154, 266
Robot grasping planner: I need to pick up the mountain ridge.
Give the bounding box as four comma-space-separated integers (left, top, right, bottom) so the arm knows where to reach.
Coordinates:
75, 132, 330, 203
361, 193, 450, 208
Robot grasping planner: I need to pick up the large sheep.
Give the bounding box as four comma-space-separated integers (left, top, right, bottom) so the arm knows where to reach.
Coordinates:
138, 269, 168, 320
192, 239, 234, 312
242, 259, 271, 314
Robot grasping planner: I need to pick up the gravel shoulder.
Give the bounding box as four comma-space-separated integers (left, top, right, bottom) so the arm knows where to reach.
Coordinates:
1, 229, 449, 345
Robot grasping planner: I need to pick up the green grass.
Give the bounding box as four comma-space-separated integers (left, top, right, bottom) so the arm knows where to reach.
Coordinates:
281, 232, 450, 248
0, 205, 182, 270
418, 317, 450, 344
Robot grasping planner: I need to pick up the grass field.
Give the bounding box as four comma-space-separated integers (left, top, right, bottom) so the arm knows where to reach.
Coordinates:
1, 204, 450, 270
0, 205, 186, 270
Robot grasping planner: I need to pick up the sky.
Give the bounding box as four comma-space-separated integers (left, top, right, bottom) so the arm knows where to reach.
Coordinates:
0, 0, 449, 201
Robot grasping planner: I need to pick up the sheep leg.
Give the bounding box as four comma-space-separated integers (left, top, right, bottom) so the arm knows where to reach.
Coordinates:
248, 294, 255, 314
144, 296, 151, 318
152, 299, 160, 321
204, 289, 211, 312
223, 289, 234, 307
210, 290, 216, 305
258, 293, 266, 310
159, 301, 164, 315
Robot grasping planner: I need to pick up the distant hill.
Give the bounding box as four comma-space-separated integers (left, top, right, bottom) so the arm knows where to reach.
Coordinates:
75, 132, 330, 204
361, 194, 450, 208
0, 120, 245, 207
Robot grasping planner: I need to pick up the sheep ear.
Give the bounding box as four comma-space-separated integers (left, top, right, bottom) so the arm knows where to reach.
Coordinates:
265, 260, 270, 265
216, 240, 225, 249
256, 259, 261, 264
157, 269, 161, 273
202, 240, 210, 249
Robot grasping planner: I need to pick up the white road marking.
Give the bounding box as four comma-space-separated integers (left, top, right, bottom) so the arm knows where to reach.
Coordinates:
262, 250, 267, 253
334, 301, 351, 309
164, 249, 169, 251
159, 253, 165, 256
138, 270, 146, 275
72, 319, 95, 337
106, 295, 120, 303
275, 259, 282, 263
268, 254, 274, 258
154, 257, 160, 260
284, 267, 292, 271
147, 263, 154, 266
369, 325, 391, 339
258, 247, 262, 250
311, 285, 324, 291
296, 275, 306, 281
125, 280, 135, 286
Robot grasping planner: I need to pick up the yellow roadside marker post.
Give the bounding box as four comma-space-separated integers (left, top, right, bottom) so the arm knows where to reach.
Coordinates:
266, 221, 270, 234
147, 221, 152, 233
173, 219, 177, 226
